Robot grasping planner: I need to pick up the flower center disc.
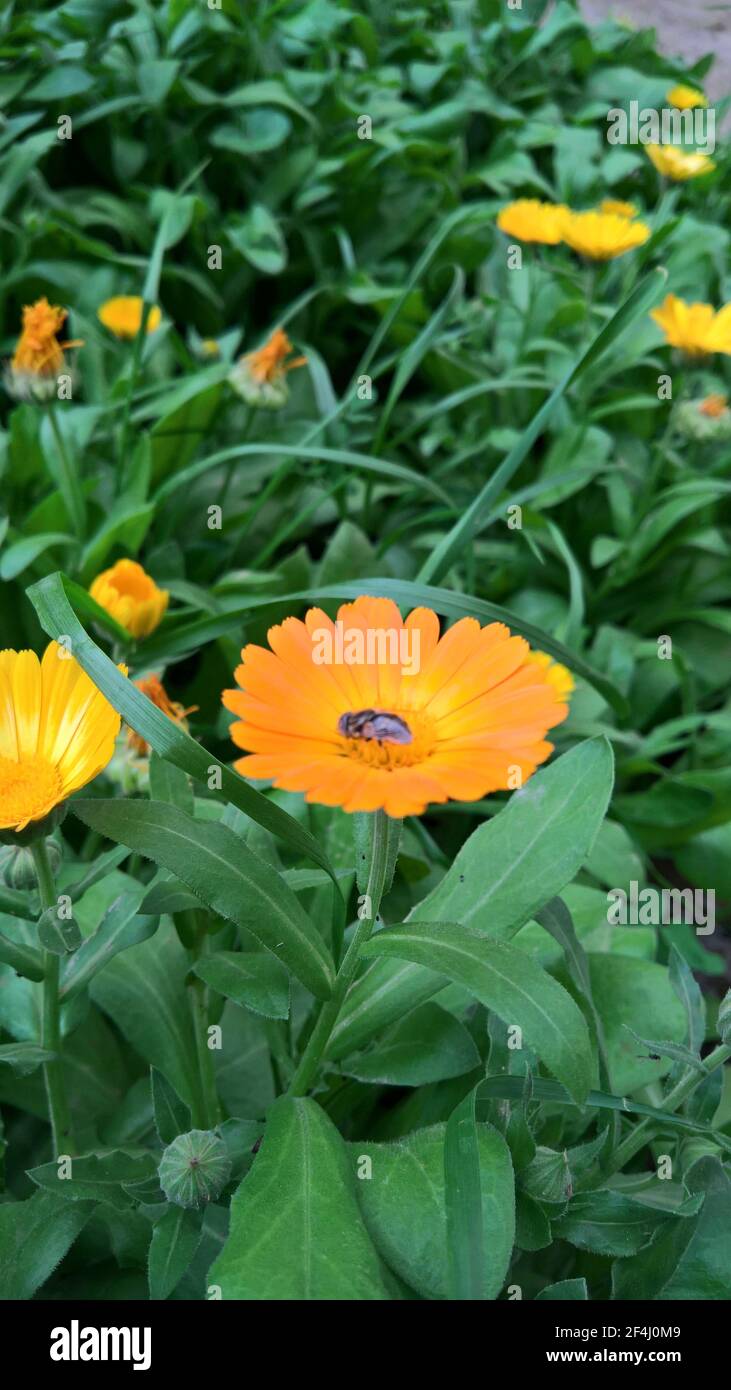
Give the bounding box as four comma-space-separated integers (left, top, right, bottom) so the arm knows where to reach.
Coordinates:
0, 754, 62, 831
338, 709, 434, 770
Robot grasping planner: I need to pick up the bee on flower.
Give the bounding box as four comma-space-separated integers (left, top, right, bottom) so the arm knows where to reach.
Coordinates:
228, 327, 307, 409
222, 596, 574, 819
3, 297, 83, 402
89, 559, 169, 639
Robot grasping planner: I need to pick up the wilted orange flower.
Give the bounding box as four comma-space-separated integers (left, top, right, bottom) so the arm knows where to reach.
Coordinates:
599, 199, 638, 218
98, 296, 162, 339
667, 85, 707, 110
222, 596, 574, 818
496, 199, 568, 245
127, 674, 197, 757
698, 393, 728, 417
89, 559, 169, 639
650, 294, 731, 356
560, 210, 651, 260
6, 297, 83, 401
228, 327, 307, 408
646, 144, 714, 179
0, 643, 122, 833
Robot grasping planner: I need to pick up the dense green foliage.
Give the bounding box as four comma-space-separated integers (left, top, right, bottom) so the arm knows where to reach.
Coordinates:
0, 0, 729, 1303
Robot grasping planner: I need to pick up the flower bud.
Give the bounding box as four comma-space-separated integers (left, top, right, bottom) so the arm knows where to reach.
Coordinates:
158, 1129, 231, 1208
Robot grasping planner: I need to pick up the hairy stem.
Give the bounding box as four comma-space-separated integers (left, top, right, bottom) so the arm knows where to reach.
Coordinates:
31, 839, 74, 1156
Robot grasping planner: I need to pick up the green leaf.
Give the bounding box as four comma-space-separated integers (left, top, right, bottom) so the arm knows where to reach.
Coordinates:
209, 1097, 389, 1299
151, 1068, 192, 1146
536, 1278, 588, 1300
148, 1206, 203, 1300
583, 956, 687, 1094
0, 1042, 55, 1074
553, 1189, 696, 1257
0, 532, 75, 581
361, 922, 593, 1102
29, 1150, 159, 1212
72, 799, 333, 1001
417, 267, 667, 585
60, 885, 159, 1002
351, 1120, 513, 1301
612, 1157, 731, 1299
445, 1089, 516, 1299
329, 739, 613, 1060
0, 1191, 93, 1300
193, 951, 290, 1021
340, 1002, 479, 1087
0, 933, 45, 982
228, 203, 287, 274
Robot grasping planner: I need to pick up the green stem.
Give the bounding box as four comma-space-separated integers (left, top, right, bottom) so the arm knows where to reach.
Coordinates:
287, 809, 393, 1097
189, 927, 221, 1129
118, 303, 152, 481
596, 1042, 731, 1183
48, 404, 85, 540
31, 840, 74, 1157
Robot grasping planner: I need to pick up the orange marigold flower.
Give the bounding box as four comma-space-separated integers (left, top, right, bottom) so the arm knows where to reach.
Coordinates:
127, 674, 197, 757
650, 294, 731, 356
698, 393, 728, 418
560, 210, 651, 260
222, 596, 574, 819
98, 296, 162, 339
0, 642, 123, 834
646, 144, 714, 180
496, 199, 568, 245
89, 559, 169, 639
5, 297, 83, 401
228, 327, 307, 408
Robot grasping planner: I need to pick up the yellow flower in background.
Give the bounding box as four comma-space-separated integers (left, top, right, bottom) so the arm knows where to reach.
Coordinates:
222, 595, 573, 818
646, 144, 714, 179
98, 296, 162, 339
0, 643, 122, 833
496, 199, 568, 245
89, 559, 169, 638
667, 85, 708, 110
650, 294, 731, 356
560, 210, 651, 260
5, 297, 83, 401
200, 338, 220, 357
599, 199, 638, 219
127, 674, 197, 758
228, 327, 307, 408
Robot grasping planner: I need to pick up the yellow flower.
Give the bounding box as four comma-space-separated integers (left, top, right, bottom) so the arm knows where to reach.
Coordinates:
228, 327, 307, 409
5, 297, 83, 402
127, 674, 197, 758
599, 199, 638, 219
222, 596, 573, 818
496, 199, 568, 245
89, 559, 169, 639
645, 144, 714, 180
650, 294, 731, 356
667, 85, 707, 110
98, 296, 162, 339
0, 643, 122, 833
560, 210, 651, 260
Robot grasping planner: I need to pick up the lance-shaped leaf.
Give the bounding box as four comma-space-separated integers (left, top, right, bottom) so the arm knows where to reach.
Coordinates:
360, 922, 594, 1102
72, 799, 333, 1000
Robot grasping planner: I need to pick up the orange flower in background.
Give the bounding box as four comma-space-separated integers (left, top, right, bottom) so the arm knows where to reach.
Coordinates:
560, 210, 651, 260
698, 393, 728, 417
650, 294, 731, 356
127, 674, 197, 757
228, 327, 307, 408
222, 596, 574, 818
5, 297, 83, 401
98, 296, 162, 339
496, 199, 568, 245
89, 559, 169, 639
599, 199, 638, 218
646, 144, 714, 180
0, 643, 122, 833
